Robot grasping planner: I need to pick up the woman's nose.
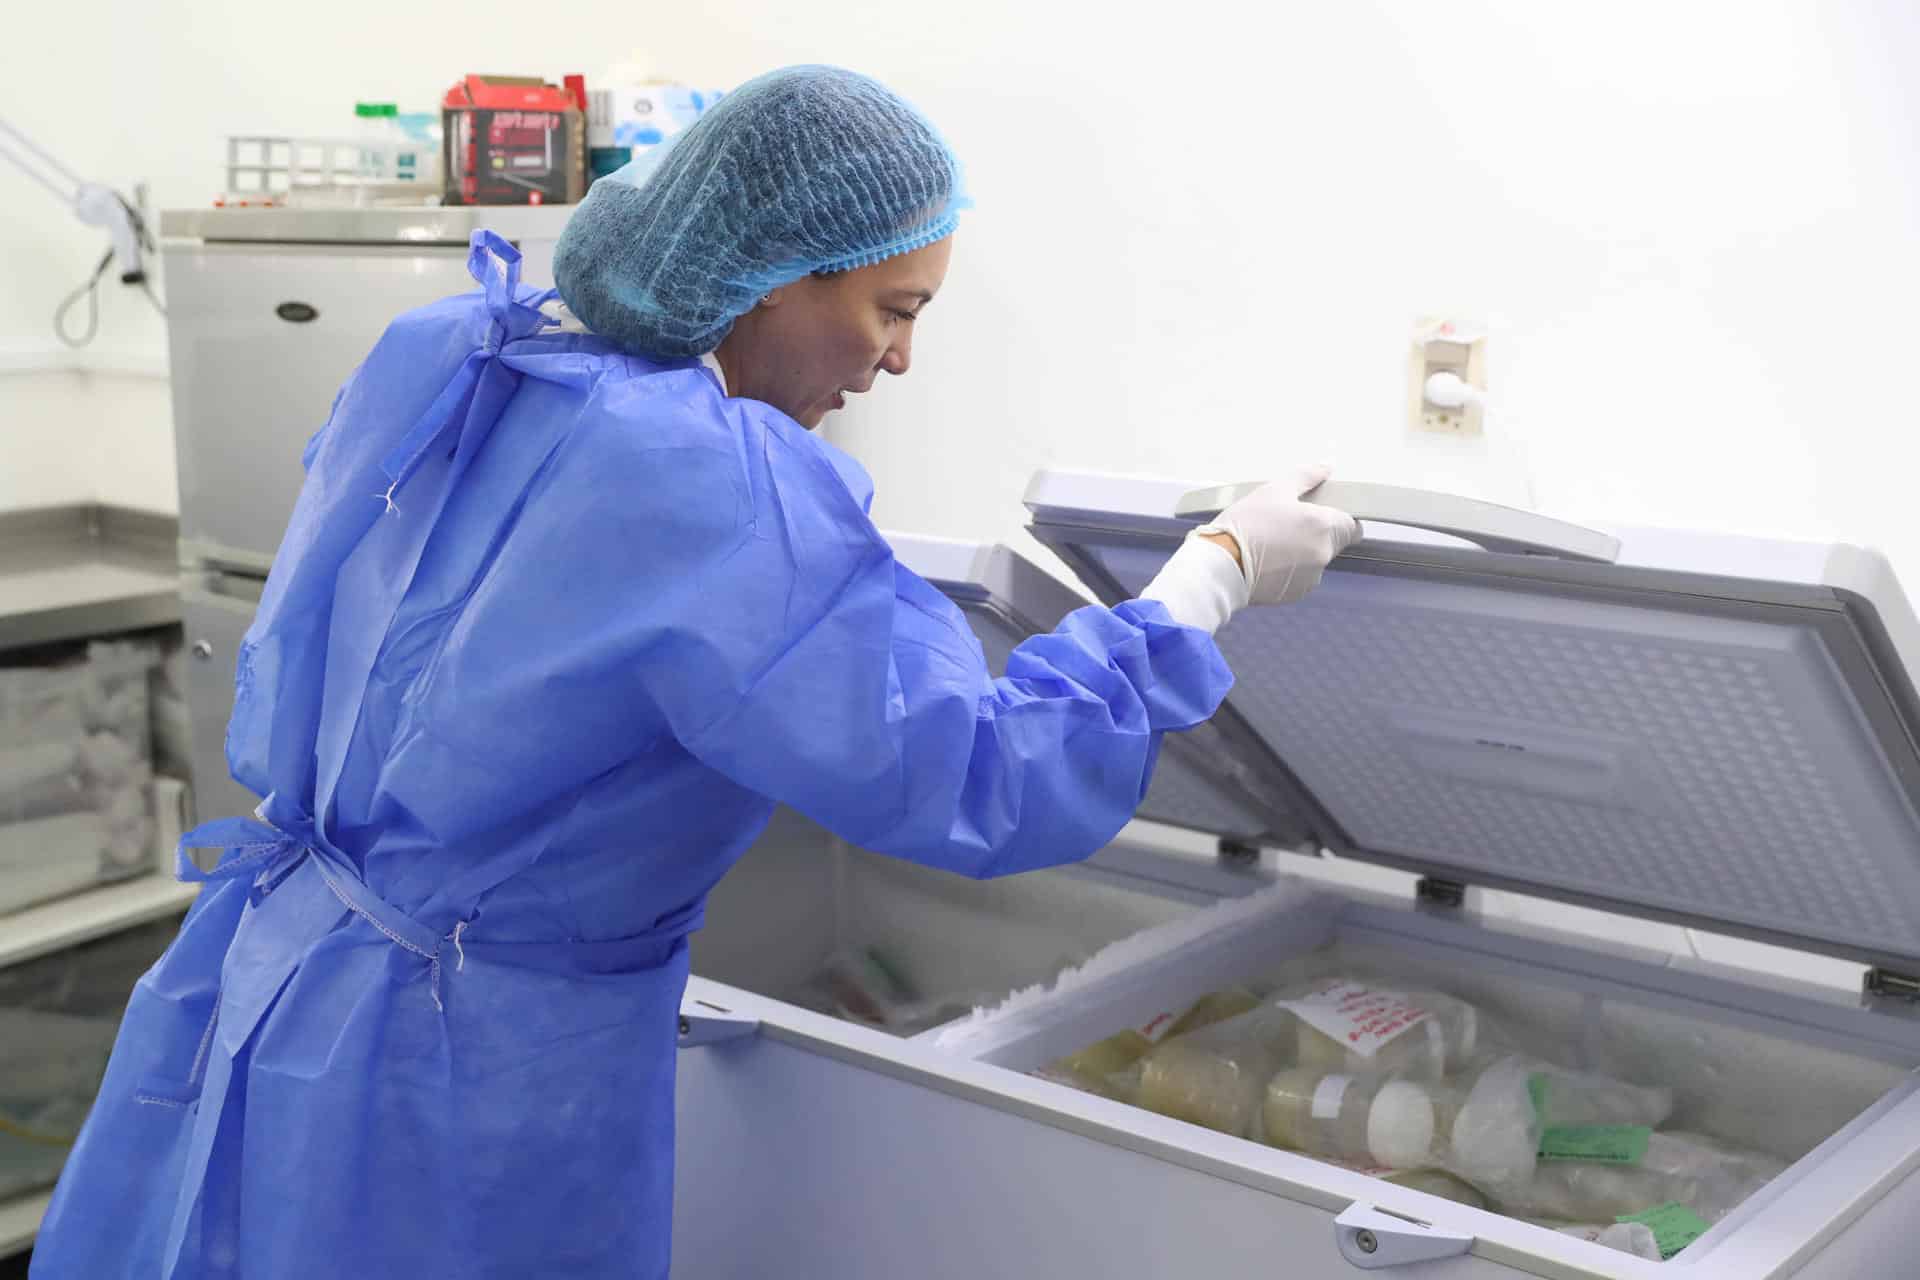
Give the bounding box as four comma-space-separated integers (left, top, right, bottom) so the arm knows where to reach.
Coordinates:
881, 332, 912, 377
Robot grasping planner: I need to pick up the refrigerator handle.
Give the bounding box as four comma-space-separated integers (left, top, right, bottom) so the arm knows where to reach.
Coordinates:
1175, 480, 1622, 565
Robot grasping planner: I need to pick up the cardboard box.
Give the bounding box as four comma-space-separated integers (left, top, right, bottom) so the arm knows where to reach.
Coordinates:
442, 74, 586, 206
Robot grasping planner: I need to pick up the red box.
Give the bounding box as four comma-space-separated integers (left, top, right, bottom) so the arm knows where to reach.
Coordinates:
443, 74, 587, 206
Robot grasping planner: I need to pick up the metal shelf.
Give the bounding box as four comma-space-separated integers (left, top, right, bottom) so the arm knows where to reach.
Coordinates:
0, 1190, 51, 1259
0, 875, 197, 973
0, 506, 179, 650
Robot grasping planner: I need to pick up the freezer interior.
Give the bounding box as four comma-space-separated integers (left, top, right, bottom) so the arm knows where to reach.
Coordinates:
691, 807, 1195, 1037
935, 874, 1920, 1264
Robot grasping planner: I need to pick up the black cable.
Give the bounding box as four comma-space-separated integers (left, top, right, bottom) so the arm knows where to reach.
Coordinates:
53, 248, 113, 349
121, 192, 166, 317
51, 192, 168, 344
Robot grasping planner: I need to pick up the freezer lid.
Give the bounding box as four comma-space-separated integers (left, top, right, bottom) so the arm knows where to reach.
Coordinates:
887, 533, 1309, 844
1025, 469, 1920, 972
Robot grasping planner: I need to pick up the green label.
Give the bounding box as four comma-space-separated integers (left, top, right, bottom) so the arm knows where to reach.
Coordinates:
1616, 1202, 1710, 1260
1538, 1124, 1651, 1164
1527, 1072, 1550, 1124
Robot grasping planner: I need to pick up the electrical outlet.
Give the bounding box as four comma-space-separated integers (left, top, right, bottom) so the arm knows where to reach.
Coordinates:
1408, 318, 1487, 436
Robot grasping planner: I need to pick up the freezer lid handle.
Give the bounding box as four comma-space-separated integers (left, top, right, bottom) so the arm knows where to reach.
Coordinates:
1333, 1203, 1475, 1270
1177, 480, 1623, 565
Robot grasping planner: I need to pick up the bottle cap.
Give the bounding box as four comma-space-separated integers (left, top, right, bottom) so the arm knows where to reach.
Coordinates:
1367, 1079, 1437, 1168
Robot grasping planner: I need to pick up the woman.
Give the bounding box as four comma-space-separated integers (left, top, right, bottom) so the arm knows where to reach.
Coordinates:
32, 66, 1354, 1278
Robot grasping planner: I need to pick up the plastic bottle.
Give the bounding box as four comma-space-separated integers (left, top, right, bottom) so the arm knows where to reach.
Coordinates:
1133, 1001, 1298, 1137
1261, 1057, 1544, 1197
354, 103, 434, 186
355, 102, 400, 182
1262, 1068, 1441, 1169
1051, 987, 1262, 1083
1443, 1055, 1545, 1199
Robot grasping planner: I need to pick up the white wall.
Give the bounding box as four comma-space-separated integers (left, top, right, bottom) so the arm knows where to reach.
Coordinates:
4, 1, 1917, 582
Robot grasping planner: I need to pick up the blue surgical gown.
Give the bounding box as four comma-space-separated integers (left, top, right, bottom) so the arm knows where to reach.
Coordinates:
30, 233, 1232, 1279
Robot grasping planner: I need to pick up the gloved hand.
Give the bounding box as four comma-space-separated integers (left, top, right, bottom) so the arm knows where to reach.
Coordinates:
1140, 466, 1359, 633
1198, 465, 1359, 606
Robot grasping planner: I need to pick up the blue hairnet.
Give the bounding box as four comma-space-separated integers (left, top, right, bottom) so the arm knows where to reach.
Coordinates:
553, 65, 971, 358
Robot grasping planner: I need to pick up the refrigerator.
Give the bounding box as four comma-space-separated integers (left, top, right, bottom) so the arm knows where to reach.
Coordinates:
159, 205, 573, 826
670, 474, 1920, 1279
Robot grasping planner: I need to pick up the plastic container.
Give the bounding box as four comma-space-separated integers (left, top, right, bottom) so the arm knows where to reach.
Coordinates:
1050, 987, 1262, 1083
1263, 1068, 1442, 1169
359, 100, 433, 185
1133, 1001, 1298, 1137
1263, 1058, 1544, 1200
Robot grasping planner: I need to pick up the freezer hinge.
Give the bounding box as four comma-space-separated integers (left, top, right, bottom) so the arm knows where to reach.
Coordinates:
1216, 837, 1261, 870
677, 999, 761, 1048
1416, 877, 1467, 909
1864, 968, 1920, 1004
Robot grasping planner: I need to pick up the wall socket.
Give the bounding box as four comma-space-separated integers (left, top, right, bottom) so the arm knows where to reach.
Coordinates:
1408, 318, 1488, 436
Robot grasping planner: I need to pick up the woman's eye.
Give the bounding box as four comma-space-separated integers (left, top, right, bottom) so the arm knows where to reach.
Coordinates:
890, 310, 918, 324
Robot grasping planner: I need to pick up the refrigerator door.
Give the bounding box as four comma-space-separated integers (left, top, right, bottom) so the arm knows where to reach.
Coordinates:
177, 578, 263, 826
163, 241, 477, 568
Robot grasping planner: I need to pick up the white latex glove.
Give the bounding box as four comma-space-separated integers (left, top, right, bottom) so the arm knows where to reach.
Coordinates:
1197, 465, 1359, 606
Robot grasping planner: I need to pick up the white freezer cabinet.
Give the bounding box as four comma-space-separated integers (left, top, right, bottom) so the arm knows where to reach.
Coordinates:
673, 481, 1920, 1279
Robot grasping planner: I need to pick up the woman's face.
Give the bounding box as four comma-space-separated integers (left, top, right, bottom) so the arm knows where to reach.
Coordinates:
715, 236, 955, 430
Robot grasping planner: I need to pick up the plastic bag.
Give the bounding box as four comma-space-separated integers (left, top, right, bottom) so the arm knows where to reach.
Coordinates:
1500, 1131, 1786, 1223
1546, 1220, 1664, 1261
1280, 979, 1480, 1081
786, 947, 995, 1036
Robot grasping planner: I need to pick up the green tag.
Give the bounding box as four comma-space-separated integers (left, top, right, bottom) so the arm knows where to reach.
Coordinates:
1527, 1072, 1550, 1124
1616, 1202, 1710, 1260
1538, 1124, 1651, 1164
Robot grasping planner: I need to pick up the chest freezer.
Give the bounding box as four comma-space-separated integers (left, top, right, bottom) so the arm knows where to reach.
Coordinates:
673, 480, 1920, 1279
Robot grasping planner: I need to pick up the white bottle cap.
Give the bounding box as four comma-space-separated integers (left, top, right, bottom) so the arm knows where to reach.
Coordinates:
1367, 1080, 1437, 1169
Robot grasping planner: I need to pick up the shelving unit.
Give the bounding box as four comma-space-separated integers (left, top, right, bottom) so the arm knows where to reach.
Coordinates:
0, 1192, 52, 1259
0, 875, 199, 973
0, 505, 189, 1259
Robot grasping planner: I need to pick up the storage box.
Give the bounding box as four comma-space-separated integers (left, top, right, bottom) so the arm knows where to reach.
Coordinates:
441, 74, 586, 207
673, 494, 1920, 1279
585, 83, 721, 151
